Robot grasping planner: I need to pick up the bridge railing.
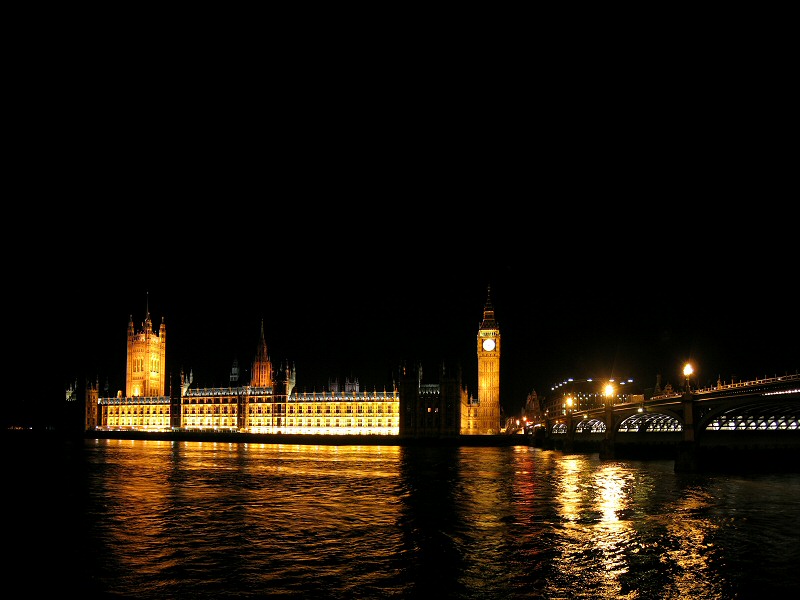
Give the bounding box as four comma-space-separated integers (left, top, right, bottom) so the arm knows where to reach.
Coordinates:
649, 373, 800, 400
686, 373, 799, 396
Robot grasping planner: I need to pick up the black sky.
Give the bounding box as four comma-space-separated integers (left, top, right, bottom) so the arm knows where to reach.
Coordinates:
35, 48, 796, 426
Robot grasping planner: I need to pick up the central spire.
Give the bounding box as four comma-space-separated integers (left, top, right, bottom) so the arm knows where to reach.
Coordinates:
481, 285, 496, 329
251, 318, 273, 389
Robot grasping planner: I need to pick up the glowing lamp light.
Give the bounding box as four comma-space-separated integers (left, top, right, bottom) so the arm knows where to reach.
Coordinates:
684, 362, 694, 392
604, 384, 615, 401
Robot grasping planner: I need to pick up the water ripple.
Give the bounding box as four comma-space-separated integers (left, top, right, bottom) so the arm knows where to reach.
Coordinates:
16, 439, 800, 599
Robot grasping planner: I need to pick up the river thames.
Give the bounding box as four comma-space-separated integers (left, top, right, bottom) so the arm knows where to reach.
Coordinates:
9, 434, 800, 599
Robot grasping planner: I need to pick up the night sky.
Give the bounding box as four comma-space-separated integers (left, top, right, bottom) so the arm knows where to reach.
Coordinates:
27, 63, 795, 428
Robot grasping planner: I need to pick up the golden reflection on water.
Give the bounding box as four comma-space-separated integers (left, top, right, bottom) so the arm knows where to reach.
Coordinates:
594, 464, 628, 524
556, 456, 585, 522
92, 439, 408, 596
73, 439, 798, 599
591, 465, 635, 592
660, 487, 721, 599
552, 457, 638, 598
547, 455, 731, 600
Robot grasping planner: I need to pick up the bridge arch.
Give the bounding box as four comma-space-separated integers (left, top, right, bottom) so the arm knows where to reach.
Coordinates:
618, 413, 683, 433
699, 401, 800, 432
575, 418, 605, 433
549, 408, 686, 438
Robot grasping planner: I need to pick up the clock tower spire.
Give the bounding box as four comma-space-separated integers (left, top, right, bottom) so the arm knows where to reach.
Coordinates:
476, 285, 501, 434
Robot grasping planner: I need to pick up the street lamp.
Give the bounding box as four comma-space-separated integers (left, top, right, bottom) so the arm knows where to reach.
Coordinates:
604, 383, 615, 406
683, 363, 694, 392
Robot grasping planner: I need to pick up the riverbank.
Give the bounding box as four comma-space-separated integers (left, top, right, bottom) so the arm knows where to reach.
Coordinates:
2, 427, 530, 447
82, 429, 530, 447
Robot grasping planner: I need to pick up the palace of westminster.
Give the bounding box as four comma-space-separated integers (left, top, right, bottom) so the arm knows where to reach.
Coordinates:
66, 290, 503, 437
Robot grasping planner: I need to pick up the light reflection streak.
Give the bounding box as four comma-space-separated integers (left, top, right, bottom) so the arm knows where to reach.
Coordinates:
552, 458, 636, 597
659, 487, 721, 598
556, 456, 584, 522
592, 465, 634, 586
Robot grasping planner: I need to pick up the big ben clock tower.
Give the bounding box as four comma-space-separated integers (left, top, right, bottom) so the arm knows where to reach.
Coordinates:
477, 286, 501, 434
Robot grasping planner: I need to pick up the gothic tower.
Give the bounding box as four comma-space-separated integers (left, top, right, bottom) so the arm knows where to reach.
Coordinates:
251, 319, 274, 389
477, 286, 501, 434
125, 294, 167, 398
85, 378, 99, 431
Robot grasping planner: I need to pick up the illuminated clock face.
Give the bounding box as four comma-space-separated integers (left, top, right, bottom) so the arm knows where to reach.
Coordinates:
482, 338, 496, 351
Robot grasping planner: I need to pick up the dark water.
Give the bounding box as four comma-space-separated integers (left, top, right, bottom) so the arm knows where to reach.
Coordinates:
8, 435, 800, 599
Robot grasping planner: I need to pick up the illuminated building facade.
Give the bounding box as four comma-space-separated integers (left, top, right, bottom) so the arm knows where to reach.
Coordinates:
126, 305, 166, 398
96, 315, 400, 435
175, 377, 401, 435
90, 291, 501, 437
466, 287, 501, 434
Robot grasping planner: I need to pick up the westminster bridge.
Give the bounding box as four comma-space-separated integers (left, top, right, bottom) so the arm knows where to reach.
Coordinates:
525, 373, 800, 471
